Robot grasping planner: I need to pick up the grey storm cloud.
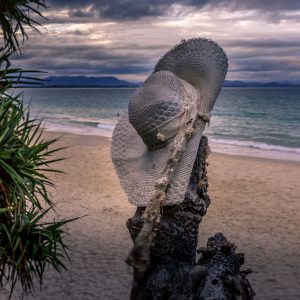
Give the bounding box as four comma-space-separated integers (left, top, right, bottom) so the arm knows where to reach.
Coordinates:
224, 40, 300, 49
231, 58, 300, 73
8, 0, 300, 82
13, 36, 300, 80
13, 42, 155, 76
47, 0, 300, 20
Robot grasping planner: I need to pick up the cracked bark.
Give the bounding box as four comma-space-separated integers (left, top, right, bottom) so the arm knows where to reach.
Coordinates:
127, 136, 255, 300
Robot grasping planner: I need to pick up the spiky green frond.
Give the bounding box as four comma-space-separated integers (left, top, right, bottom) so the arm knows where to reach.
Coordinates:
0, 0, 47, 54
0, 1, 76, 297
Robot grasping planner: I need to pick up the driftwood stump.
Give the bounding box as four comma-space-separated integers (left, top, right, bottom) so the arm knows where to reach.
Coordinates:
127, 136, 255, 299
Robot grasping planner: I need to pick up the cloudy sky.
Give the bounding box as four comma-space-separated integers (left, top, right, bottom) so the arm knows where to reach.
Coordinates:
13, 0, 300, 82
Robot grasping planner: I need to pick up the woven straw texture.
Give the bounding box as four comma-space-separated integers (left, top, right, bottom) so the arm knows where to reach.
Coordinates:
111, 38, 228, 206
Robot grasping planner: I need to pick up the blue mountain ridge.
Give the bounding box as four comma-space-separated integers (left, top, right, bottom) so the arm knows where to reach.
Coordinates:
38, 76, 300, 88
42, 76, 139, 87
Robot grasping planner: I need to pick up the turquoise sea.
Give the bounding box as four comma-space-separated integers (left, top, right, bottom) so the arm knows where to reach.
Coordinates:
20, 87, 300, 161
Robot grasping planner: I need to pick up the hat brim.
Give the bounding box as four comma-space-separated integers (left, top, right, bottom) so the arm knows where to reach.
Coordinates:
155, 38, 228, 113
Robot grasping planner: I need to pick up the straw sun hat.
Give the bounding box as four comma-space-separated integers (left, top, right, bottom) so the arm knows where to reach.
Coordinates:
111, 38, 228, 207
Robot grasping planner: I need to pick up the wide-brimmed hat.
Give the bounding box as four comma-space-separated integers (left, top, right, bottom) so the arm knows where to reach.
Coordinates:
111, 38, 228, 207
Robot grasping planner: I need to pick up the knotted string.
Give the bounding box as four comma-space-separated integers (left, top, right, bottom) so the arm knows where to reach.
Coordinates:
126, 100, 211, 278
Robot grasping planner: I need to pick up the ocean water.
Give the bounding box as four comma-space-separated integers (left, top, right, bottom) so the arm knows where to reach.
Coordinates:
20, 87, 300, 161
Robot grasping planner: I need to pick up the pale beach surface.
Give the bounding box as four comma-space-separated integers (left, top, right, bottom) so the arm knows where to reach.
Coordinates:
8, 132, 300, 300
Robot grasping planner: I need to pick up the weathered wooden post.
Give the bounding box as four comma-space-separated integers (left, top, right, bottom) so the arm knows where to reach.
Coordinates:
126, 137, 255, 299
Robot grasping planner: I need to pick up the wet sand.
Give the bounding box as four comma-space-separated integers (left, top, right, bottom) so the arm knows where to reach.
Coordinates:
8, 132, 300, 300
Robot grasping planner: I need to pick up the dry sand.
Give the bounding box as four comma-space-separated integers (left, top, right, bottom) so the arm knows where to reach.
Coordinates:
7, 132, 300, 300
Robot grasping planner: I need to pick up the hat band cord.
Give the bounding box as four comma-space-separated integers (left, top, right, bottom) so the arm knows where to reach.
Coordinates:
144, 112, 210, 150
126, 86, 210, 276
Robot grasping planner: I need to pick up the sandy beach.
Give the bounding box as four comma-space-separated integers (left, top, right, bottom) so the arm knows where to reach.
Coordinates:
7, 132, 300, 300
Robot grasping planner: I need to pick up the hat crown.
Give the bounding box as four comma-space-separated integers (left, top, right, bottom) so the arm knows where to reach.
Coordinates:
129, 71, 185, 148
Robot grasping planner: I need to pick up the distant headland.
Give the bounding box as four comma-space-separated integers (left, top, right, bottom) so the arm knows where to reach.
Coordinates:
39, 76, 141, 88
21, 76, 300, 88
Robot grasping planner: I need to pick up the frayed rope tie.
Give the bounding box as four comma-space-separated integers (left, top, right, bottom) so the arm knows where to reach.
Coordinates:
198, 112, 211, 125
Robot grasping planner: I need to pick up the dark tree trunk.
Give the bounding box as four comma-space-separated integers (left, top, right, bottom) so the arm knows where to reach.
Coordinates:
126, 136, 255, 300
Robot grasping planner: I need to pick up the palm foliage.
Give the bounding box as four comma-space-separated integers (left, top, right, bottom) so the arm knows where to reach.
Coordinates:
0, 0, 75, 296
0, 0, 46, 54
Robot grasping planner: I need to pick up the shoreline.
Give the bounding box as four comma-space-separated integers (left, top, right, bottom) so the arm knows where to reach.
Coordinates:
46, 129, 300, 165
